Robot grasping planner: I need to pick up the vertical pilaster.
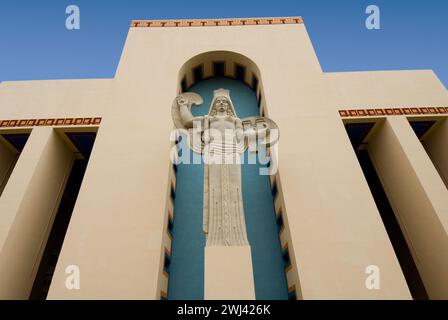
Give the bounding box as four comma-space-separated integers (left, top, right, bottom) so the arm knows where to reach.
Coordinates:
368, 117, 448, 299
0, 127, 73, 299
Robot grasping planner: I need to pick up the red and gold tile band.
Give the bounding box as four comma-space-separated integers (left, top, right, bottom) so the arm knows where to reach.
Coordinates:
0, 117, 102, 128
131, 17, 303, 28
339, 107, 448, 118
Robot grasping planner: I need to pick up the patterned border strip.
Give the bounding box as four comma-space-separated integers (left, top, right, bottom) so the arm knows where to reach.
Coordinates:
339, 107, 448, 118
131, 17, 303, 28
0, 117, 102, 128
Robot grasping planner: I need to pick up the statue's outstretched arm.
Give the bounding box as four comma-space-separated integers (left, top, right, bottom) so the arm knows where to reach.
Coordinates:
179, 103, 203, 129
241, 116, 280, 149
172, 93, 204, 130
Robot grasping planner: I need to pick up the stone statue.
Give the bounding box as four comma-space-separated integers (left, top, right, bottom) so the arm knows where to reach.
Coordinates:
172, 88, 279, 246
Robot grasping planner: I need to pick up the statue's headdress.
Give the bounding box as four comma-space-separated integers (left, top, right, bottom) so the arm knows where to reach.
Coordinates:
208, 88, 237, 117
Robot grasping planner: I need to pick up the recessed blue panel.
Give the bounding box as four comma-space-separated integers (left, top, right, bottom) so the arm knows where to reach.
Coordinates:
167, 134, 204, 300
241, 148, 289, 300
168, 77, 288, 300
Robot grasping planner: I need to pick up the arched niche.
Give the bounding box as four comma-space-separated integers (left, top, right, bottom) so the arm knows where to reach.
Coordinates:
177, 51, 267, 116
161, 50, 300, 300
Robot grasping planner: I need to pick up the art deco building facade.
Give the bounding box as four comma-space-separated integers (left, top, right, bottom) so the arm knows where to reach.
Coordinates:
0, 17, 447, 300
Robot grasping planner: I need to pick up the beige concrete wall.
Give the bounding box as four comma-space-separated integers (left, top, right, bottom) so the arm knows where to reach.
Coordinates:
274, 113, 411, 299
0, 127, 73, 299
0, 21, 446, 299
50, 23, 412, 299
368, 117, 448, 299
0, 79, 112, 120
325, 70, 448, 108
50, 24, 321, 299
424, 118, 448, 188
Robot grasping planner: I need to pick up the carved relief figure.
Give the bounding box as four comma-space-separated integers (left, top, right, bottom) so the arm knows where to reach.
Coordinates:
172, 88, 279, 246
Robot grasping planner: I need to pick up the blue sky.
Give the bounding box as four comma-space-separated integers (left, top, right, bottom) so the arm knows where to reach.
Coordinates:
0, 0, 447, 88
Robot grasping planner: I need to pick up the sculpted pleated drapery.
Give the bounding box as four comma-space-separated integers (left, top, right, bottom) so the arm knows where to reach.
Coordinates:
202, 90, 248, 245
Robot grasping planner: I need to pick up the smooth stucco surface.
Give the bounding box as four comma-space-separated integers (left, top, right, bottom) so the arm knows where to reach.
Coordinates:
0, 20, 446, 299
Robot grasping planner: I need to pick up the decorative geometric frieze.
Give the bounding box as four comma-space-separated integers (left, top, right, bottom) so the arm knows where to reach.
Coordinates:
0, 117, 102, 128
339, 107, 448, 118
131, 17, 303, 28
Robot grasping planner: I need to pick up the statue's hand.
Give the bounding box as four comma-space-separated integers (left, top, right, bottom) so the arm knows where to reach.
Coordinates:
176, 96, 188, 108
172, 92, 204, 130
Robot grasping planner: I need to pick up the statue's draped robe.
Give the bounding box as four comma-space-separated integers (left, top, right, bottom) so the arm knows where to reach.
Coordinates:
203, 116, 249, 246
